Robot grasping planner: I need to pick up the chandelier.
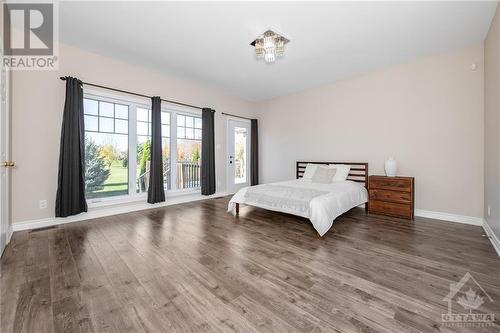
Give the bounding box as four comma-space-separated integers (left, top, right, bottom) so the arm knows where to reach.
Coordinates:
251, 30, 290, 64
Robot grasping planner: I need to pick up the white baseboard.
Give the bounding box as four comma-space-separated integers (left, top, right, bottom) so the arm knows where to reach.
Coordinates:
7, 226, 13, 244
1, 226, 14, 256
12, 202, 484, 232
415, 209, 499, 257
11, 197, 499, 258
12, 192, 228, 232
414, 209, 484, 226
482, 219, 500, 257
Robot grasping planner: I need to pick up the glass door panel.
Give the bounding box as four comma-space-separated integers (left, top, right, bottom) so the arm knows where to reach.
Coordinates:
234, 127, 248, 184
227, 119, 251, 193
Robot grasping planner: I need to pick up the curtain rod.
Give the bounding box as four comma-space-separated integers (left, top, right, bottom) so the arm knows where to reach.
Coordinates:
59, 77, 207, 111
221, 112, 253, 120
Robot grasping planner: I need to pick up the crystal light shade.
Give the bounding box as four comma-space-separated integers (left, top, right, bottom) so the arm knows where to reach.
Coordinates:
255, 38, 264, 58
251, 30, 289, 64
264, 52, 275, 63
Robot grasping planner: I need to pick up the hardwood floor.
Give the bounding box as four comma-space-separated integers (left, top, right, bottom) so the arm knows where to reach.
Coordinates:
1, 196, 499, 332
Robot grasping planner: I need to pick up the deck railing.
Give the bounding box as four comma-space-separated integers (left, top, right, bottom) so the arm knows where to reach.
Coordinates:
176, 161, 201, 189
137, 160, 200, 192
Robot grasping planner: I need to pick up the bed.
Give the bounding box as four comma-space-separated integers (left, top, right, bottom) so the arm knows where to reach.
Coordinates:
227, 161, 369, 237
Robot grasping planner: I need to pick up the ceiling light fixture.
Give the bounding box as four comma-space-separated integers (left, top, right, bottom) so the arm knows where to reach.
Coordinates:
251, 30, 289, 64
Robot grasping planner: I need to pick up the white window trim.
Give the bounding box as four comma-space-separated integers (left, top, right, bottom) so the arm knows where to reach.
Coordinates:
87, 188, 201, 208
169, 108, 202, 192
226, 117, 251, 194
83, 88, 202, 207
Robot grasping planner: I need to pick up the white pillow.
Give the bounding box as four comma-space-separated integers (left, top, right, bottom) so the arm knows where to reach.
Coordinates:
329, 164, 351, 181
302, 163, 325, 179
312, 166, 336, 183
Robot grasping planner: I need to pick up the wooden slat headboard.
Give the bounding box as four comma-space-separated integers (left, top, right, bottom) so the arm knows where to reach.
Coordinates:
296, 161, 369, 188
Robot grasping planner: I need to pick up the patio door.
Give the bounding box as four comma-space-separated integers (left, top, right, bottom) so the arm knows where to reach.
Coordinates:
227, 119, 251, 194
0, 55, 12, 256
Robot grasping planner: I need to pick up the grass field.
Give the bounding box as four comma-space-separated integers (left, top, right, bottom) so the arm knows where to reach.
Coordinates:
87, 160, 128, 198
86, 159, 197, 199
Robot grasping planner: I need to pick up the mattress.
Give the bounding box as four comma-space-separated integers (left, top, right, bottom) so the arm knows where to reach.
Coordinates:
228, 178, 368, 236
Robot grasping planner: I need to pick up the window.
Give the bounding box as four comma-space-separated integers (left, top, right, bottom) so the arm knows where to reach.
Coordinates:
83, 93, 202, 202
136, 107, 151, 193
136, 108, 171, 193
84, 98, 129, 199
234, 127, 248, 184
176, 114, 202, 189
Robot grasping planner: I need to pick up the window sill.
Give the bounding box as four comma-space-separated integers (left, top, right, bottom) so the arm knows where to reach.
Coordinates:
88, 189, 201, 209
11, 191, 228, 233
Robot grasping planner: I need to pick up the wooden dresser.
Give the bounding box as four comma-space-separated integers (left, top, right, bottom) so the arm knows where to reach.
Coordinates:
368, 175, 414, 220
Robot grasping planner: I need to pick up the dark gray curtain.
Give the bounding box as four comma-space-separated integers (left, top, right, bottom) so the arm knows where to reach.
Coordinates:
148, 96, 166, 203
251, 119, 259, 186
201, 108, 216, 195
55, 77, 87, 217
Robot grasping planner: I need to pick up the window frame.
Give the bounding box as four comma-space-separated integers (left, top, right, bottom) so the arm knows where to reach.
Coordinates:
83, 90, 202, 205
176, 113, 202, 140
135, 107, 172, 192
83, 94, 130, 200
169, 107, 202, 193
83, 98, 129, 135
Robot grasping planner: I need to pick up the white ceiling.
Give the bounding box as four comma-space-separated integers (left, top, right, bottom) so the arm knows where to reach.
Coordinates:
60, 1, 498, 101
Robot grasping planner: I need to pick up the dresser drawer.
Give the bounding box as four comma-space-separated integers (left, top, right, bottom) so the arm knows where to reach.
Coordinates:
368, 200, 413, 219
369, 177, 412, 192
369, 189, 412, 204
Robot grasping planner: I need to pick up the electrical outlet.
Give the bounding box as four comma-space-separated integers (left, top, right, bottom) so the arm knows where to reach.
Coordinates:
39, 200, 47, 209
488, 205, 491, 217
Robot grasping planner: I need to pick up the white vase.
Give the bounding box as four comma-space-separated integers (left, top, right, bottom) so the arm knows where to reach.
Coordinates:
385, 157, 398, 177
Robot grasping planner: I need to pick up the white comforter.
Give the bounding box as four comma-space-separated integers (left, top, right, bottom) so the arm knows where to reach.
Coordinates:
228, 179, 368, 236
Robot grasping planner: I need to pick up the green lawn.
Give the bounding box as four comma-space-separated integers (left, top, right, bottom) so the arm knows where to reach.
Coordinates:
104, 161, 128, 187
87, 160, 128, 198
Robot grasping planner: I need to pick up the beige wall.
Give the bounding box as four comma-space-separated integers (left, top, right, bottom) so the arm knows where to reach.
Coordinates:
256, 45, 485, 218
10, 42, 489, 223
11, 43, 256, 224
485, 5, 500, 238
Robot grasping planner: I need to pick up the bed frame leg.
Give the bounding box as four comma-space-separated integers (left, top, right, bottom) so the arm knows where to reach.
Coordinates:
235, 203, 239, 215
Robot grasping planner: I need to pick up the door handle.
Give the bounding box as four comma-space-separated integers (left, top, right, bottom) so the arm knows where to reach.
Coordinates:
2, 161, 15, 167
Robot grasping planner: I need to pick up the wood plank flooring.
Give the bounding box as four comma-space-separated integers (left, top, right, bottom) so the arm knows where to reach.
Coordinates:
1, 196, 499, 332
